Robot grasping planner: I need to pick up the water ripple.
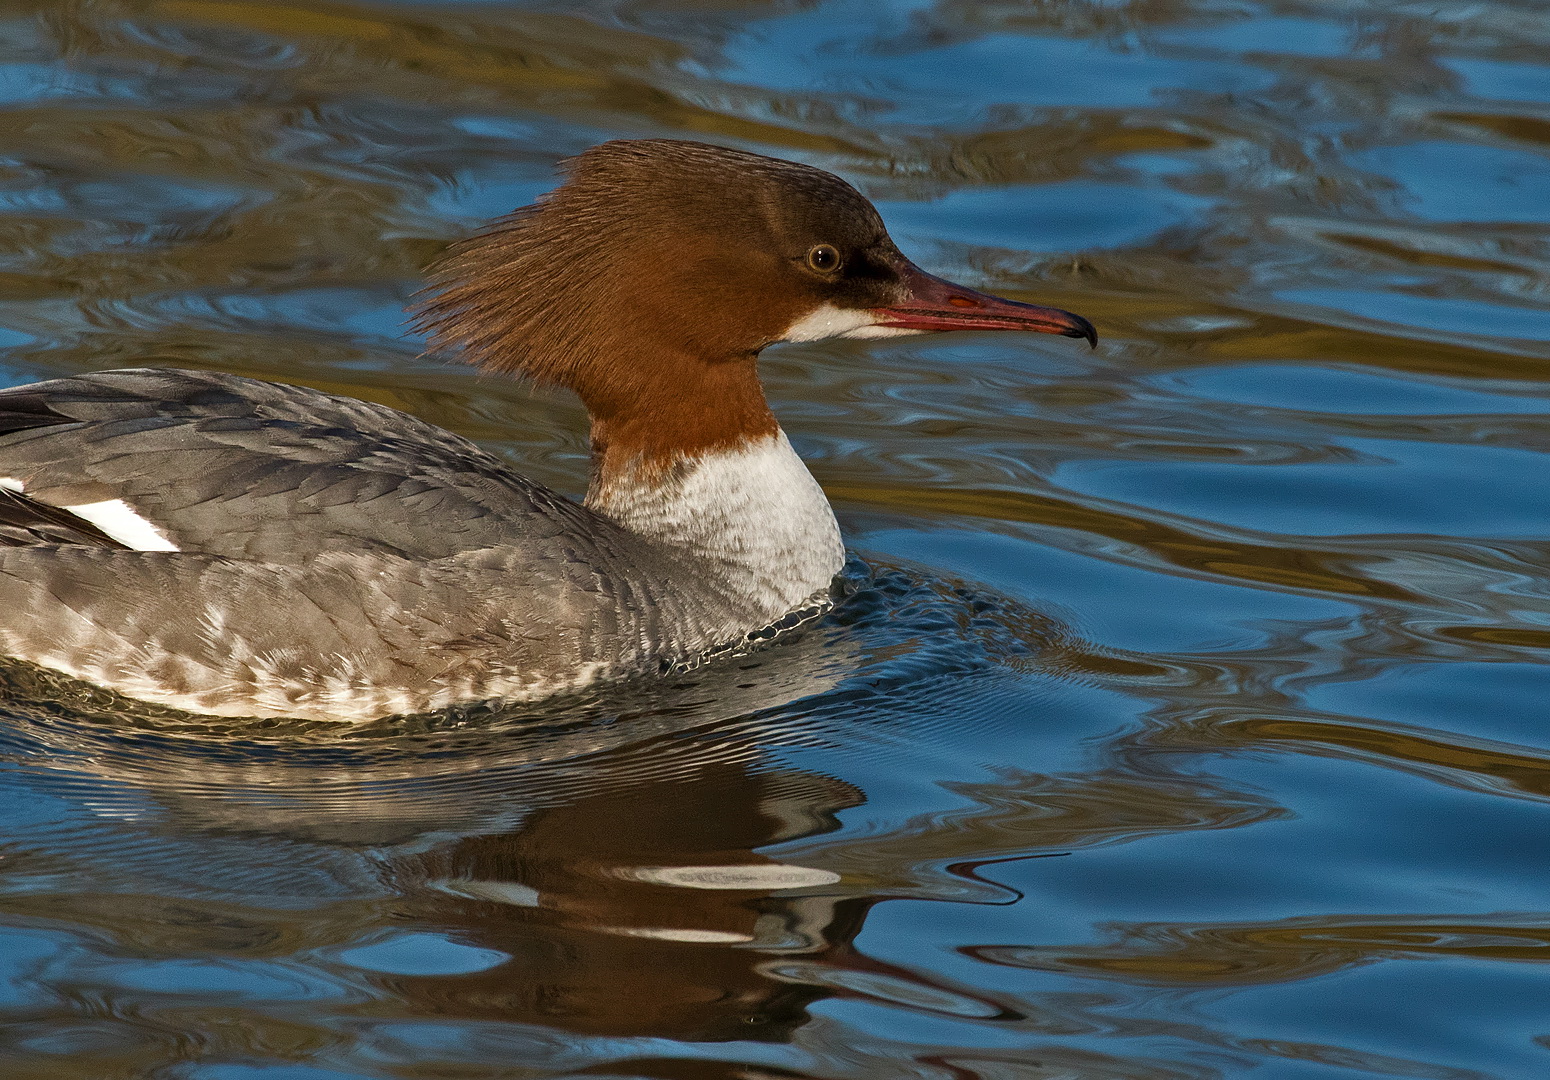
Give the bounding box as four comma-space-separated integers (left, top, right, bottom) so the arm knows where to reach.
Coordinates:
2, 1, 1550, 1078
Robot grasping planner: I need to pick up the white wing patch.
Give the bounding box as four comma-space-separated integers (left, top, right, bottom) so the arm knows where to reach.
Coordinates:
61, 498, 180, 551
0, 477, 24, 492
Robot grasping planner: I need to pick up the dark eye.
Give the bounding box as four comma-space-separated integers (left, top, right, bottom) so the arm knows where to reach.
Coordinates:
806, 244, 841, 273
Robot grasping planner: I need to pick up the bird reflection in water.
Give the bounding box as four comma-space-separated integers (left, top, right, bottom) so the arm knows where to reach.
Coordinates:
0, 625, 887, 1057
402, 761, 864, 1042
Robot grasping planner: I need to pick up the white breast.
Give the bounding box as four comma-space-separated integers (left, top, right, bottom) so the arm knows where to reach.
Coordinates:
589, 430, 845, 622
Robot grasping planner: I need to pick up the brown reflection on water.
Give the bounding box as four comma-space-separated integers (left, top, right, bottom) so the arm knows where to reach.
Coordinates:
393, 762, 867, 1042
970, 913, 1550, 986
829, 481, 1416, 600
781, 767, 1283, 896
0, 725, 875, 1072
1210, 714, 1550, 802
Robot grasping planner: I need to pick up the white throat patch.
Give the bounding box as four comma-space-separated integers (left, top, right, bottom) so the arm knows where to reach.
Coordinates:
779, 303, 926, 343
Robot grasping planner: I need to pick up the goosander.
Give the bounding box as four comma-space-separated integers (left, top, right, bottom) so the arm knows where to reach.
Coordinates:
0, 139, 1094, 722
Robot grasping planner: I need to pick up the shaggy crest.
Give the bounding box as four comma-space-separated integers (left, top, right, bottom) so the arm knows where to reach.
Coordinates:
411, 139, 887, 416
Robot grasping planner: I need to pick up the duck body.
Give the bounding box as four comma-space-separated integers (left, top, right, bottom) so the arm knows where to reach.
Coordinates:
0, 368, 842, 721
0, 140, 1093, 722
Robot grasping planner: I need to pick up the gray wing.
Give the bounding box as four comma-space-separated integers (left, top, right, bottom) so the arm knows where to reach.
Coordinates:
0, 368, 597, 561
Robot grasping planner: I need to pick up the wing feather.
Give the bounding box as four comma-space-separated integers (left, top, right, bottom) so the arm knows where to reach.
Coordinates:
0, 368, 595, 562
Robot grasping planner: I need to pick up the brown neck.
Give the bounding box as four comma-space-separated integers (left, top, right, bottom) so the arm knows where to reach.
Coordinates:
584, 357, 779, 492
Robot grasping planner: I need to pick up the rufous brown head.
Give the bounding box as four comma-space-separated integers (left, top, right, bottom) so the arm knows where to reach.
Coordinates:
413, 140, 1096, 469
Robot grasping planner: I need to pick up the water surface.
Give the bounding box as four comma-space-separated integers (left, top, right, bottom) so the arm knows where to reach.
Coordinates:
2, 2, 1549, 1078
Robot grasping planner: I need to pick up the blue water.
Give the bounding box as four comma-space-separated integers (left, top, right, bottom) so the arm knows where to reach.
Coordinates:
1, 2, 1549, 1078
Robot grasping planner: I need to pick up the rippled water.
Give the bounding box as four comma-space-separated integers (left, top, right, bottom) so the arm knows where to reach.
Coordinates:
2, 1, 1549, 1077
